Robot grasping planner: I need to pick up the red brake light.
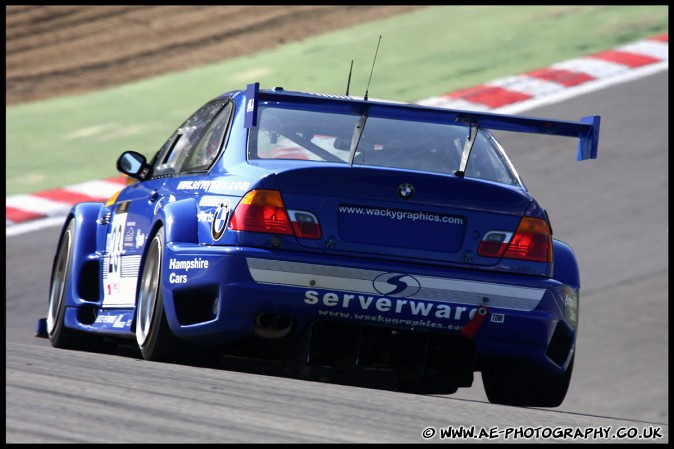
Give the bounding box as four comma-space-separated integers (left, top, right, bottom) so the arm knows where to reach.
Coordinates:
229, 190, 294, 235
228, 190, 322, 239
503, 217, 552, 262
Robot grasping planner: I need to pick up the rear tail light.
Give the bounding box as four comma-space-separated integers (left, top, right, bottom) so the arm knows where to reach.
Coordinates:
229, 189, 321, 239
229, 190, 293, 235
478, 217, 552, 263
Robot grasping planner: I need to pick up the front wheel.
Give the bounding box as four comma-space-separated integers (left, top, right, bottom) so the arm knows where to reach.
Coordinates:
47, 218, 86, 349
481, 355, 574, 407
135, 226, 185, 362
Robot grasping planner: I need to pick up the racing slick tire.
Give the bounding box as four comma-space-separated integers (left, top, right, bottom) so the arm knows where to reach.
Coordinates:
135, 226, 190, 362
47, 218, 88, 349
481, 355, 574, 407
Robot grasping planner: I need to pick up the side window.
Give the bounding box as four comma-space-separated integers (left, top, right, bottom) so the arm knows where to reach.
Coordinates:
150, 131, 179, 175
152, 101, 226, 177
182, 101, 233, 173
464, 132, 519, 186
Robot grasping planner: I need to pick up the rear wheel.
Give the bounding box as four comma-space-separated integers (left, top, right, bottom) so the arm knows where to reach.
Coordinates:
481, 355, 574, 407
135, 227, 183, 361
47, 219, 86, 349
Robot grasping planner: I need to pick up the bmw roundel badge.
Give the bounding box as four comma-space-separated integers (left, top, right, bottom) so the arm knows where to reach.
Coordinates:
397, 183, 414, 199
211, 201, 231, 241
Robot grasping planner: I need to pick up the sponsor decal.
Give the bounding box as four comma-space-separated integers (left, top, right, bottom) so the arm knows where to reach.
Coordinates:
200, 196, 227, 207
103, 208, 141, 308
106, 213, 126, 278
197, 210, 214, 223
211, 201, 230, 241
95, 315, 121, 324
339, 204, 464, 225
373, 273, 420, 297
123, 226, 135, 248
304, 289, 477, 322
177, 180, 250, 193
490, 313, 505, 323
169, 257, 209, 271
165, 257, 211, 284
246, 258, 546, 311
135, 229, 145, 248
169, 273, 188, 284
113, 315, 127, 328
93, 313, 133, 329
106, 281, 121, 296
103, 254, 141, 305
317, 309, 461, 331
116, 201, 130, 214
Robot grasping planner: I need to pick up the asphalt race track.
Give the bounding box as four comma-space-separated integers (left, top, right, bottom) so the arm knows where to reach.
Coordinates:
5, 70, 668, 443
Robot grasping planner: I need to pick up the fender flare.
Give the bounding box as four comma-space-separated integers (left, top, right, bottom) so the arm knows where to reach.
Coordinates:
552, 239, 580, 290
61, 202, 106, 307
149, 198, 199, 245
132, 198, 199, 330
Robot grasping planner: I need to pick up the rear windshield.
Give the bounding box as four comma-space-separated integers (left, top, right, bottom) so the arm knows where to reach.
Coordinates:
248, 105, 521, 187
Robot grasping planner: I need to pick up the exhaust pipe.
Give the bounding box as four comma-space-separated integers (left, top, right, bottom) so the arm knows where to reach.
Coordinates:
254, 312, 294, 338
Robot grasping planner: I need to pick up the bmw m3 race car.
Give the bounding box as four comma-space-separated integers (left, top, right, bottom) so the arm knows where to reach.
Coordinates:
38, 82, 600, 407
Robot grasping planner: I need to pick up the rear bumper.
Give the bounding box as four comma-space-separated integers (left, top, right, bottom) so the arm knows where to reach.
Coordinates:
161, 243, 578, 372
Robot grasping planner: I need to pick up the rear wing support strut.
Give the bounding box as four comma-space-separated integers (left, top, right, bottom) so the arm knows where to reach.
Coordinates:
455, 124, 478, 178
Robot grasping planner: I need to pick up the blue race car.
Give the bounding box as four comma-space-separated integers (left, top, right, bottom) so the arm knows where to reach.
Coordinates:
38, 82, 599, 407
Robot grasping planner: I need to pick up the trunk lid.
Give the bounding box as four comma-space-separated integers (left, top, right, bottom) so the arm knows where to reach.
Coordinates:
273, 165, 532, 266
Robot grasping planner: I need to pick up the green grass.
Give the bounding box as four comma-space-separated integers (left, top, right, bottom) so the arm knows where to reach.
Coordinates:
6, 5, 668, 196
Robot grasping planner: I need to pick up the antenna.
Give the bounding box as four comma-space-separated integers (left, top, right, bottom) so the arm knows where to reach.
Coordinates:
364, 35, 382, 101
345, 60, 353, 96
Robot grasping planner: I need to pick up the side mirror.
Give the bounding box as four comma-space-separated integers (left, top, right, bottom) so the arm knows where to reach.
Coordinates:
117, 151, 151, 180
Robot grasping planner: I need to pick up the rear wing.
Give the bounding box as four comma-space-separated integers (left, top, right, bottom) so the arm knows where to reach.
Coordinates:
243, 82, 600, 161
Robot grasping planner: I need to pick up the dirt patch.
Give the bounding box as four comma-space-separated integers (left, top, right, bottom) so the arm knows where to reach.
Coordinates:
6, 5, 425, 106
